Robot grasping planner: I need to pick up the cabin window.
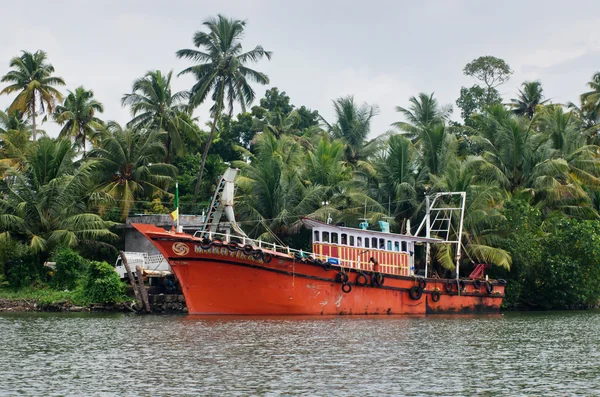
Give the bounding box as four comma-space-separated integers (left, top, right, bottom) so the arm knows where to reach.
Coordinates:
364, 238, 369, 248
323, 232, 330, 243
332, 233, 339, 244
314, 231, 319, 242
394, 241, 400, 252
387, 240, 392, 251
372, 238, 377, 249
401, 241, 407, 252
341, 233, 348, 245
379, 238, 385, 250
349, 236, 355, 246
357, 237, 362, 247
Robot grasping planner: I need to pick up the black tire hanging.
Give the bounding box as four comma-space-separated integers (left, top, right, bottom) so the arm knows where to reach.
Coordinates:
335, 272, 349, 284
252, 249, 264, 261
409, 286, 423, 300
485, 281, 494, 294
473, 279, 482, 289
431, 290, 441, 302
243, 244, 253, 255
458, 280, 466, 292
263, 253, 273, 263
355, 272, 368, 286
418, 279, 427, 290
341, 283, 352, 293
227, 242, 238, 252
322, 261, 332, 271
445, 280, 453, 293
200, 238, 212, 250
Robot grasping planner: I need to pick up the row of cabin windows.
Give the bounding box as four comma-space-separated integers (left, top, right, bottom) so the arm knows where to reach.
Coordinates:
314, 231, 408, 252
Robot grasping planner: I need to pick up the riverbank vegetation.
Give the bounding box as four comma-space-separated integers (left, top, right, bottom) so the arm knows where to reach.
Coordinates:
2, 14, 600, 310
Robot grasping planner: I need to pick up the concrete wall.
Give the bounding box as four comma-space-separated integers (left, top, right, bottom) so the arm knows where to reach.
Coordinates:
122, 214, 204, 255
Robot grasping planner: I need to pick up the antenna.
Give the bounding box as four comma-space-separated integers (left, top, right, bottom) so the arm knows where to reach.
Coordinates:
358, 199, 369, 230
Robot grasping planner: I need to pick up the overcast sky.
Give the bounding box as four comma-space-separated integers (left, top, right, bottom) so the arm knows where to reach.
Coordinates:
1, 0, 600, 138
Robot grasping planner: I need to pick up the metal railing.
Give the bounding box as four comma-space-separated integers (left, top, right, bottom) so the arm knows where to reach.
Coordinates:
192, 231, 410, 276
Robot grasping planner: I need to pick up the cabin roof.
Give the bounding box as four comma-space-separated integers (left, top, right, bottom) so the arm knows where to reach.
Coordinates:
301, 218, 442, 244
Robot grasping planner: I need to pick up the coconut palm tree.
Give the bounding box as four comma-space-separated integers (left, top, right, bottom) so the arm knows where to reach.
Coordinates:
88, 122, 177, 220
376, 134, 427, 221
470, 105, 589, 210
233, 132, 325, 240
177, 15, 272, 206
429, 158, 512, 272
0, 137, 116, 253
392, 92, 452, 139
0, 110, 31, 176
0, 50, 65, 142
54, 86, 104, 154
509, 81, 548, 119
325, 96, 381, 166
121, 70, 195, 162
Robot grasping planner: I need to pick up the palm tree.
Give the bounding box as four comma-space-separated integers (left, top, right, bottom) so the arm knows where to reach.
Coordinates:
121, 70, 195, 162
325, 96, 381, 165
376, 134, 427, 221
233, 132, 324, 240
429, 159, 512, 272
509, 81, 548, 119
53, 86, 104, 154
0, 50, 65, 142
471, 105, 588, 209
303, 137, 381, 226
392, 92, 452, 139
0, 137, 116, 253
88, 122, 177, 220
580, 72, 600, 107
176, 15, 272, 206
0, 110, 31, 175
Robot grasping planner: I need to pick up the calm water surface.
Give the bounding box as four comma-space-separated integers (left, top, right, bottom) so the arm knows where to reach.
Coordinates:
1, 311, 599, 396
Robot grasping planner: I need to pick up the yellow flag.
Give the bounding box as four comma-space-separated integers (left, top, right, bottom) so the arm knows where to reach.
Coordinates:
170, 208, 179, 222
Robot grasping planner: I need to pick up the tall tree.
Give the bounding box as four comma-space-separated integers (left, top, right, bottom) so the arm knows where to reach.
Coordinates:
326, 96, 380, 165
392, 92, 452, 139
0, 50, 65, 142
121, 70, 194, 162
88, 122, 177, 220
0, 110, 31, 174
457, 56, 512, 125
0, 137, 116, 253
54, 86, 104, 154
176, 15, 272, 207
509, 81, 548, 119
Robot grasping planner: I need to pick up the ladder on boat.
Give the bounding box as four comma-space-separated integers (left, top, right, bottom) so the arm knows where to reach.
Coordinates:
415, 192, 466, 279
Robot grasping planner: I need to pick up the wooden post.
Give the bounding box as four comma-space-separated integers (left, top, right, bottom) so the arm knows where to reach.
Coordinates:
136, 266, 151, 313
120, 251, 142, 311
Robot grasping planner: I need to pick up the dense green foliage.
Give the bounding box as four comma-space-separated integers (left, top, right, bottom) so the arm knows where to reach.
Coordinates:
1, 18, 600, 309
81, 260, 126, 304
51, 247, 87, 290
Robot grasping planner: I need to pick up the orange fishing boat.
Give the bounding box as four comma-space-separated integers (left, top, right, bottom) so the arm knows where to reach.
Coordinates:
133, 169, 505, 315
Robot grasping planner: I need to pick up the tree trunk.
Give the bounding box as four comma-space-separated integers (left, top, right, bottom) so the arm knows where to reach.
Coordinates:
31, 95, 37, 142
191, 113, 219, 208
165, 133, 171, 164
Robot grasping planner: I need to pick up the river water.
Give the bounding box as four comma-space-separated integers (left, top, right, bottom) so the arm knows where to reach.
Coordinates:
1, 311, 599, 396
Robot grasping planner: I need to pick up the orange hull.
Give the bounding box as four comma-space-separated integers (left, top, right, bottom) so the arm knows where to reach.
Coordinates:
133, 224, 505, 315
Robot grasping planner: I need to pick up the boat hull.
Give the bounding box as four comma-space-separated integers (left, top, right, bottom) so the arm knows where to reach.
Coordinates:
133, 224, 505, 315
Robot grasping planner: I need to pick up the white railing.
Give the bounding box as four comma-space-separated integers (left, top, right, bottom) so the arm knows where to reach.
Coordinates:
192, 231, 410, 276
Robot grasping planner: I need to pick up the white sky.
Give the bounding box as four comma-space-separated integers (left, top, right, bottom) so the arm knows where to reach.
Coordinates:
1, 0, 600, 138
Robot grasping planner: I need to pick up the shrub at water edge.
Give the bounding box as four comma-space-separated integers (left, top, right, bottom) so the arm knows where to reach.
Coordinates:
51, 248, 88, 290
81, 261, 126, 304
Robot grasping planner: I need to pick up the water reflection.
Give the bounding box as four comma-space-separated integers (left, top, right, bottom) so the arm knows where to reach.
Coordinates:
1, 311, 599, 396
